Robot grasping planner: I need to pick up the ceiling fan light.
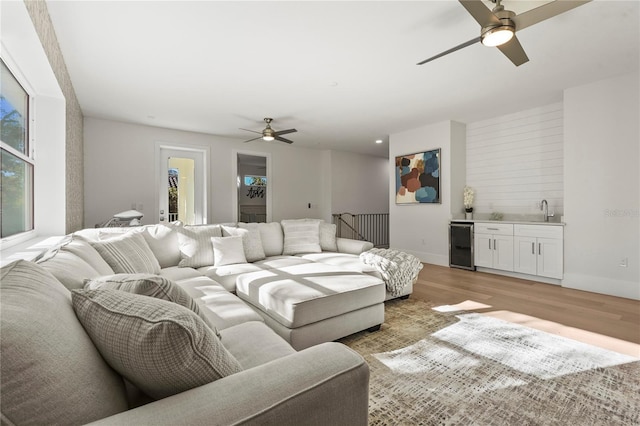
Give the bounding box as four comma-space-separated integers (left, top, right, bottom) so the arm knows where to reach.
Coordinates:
482, 25, 514, 47
262, 135, 274, 141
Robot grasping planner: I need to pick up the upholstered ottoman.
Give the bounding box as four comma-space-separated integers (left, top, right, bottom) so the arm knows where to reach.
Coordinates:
235, 263, 386, 350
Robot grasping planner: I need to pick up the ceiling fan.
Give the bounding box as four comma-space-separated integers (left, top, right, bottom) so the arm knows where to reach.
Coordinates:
417, 0, 591, 67
240, 118, 297, 144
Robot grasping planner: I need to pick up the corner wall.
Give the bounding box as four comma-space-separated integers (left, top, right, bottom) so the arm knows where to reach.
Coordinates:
563, 71, 640, 300
389, 120, 465, 265
24, 0, 84, 233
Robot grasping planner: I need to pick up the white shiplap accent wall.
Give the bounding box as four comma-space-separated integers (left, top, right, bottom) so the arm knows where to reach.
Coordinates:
466, 102, 563, 216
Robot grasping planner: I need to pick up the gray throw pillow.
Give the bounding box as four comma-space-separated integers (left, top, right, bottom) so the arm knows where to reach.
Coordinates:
72, 289, 243, 400
90, 232, 161, 274
85, 273, 218, 336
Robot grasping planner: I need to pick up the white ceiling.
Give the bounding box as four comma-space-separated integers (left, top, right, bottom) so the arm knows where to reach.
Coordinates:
45, 0, 639, 158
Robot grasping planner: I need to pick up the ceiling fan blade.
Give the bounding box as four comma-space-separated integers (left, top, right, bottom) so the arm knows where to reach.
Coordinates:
459, 0, 500, 27
243, 136, 263, 143
497, 35, 529, 66
274, 136, 294, 144
274, 128, 297, 136
513, 0, 591, 31
417, 37, 481, 65
239, 128, 262, 134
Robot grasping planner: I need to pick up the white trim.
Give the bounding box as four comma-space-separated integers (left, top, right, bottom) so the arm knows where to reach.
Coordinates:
154, 141, 210, 224
232, 149, 272, 223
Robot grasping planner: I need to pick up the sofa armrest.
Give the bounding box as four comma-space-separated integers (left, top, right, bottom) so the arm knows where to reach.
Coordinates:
336, 237, 374, 255
87, 342, 369, 426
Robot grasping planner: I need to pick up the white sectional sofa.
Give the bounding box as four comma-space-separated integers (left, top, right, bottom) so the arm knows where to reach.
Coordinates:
1, 218, 412, 425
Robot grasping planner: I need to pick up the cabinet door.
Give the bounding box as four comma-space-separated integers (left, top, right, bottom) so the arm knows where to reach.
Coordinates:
514, 236, 537, 275
493, 235, 514, 272
538, 237, 563, 279
474, 234, 494, 268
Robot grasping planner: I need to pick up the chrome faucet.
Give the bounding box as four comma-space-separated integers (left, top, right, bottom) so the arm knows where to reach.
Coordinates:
540, 199, 554, 222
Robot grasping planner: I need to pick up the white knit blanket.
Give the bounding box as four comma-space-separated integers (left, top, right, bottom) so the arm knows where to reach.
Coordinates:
359, 248, 423, 297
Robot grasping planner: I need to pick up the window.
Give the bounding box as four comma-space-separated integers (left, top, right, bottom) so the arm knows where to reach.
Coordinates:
244, 175, 266, 186
1, 59, 34, 239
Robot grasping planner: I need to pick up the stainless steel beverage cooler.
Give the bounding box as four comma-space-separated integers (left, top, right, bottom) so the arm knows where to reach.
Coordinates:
449, 222, 475, 270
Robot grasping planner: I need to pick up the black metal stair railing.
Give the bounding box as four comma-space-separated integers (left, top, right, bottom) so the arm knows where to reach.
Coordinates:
331, 213, 389, 248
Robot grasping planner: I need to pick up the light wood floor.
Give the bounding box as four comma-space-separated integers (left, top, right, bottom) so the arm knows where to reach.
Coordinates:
410, 263, 640, 357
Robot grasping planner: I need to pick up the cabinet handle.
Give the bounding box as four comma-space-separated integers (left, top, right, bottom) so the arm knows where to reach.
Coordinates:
489, 239, 492, 250
531, 242, 535, 255
487, 227, 499, 231
538, 243, 541, 255
493, 239, 496, 250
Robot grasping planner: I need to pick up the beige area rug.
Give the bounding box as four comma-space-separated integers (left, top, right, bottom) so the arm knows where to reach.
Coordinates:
339, 298, 640, 425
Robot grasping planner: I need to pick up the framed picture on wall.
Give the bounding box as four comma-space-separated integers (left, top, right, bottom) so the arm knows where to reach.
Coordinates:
395, 148, 441, 204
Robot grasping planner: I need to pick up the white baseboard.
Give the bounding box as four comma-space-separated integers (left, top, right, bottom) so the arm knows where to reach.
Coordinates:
475, 267, 562, 285
398, 249, 448, 267
562, 273, 640, 301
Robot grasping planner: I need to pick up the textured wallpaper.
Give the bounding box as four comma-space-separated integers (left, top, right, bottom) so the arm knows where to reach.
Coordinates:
23, 0, 84, 233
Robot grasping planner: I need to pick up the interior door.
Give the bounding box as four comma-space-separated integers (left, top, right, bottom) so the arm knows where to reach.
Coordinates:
158, 147, 206, 225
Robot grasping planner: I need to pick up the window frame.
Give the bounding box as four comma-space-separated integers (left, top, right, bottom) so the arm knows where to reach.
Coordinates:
1, 57, 36, 243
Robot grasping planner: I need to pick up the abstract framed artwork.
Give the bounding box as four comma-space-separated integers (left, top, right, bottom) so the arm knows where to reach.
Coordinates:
395, 148, 441, 204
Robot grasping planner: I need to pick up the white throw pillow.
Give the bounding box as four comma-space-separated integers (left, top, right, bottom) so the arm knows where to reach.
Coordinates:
211, 236, 247, 266
222, 226, 266, 262
281, 219, 322, 255
177, 225, 222, 268
319, 222, 338, 252
238, 222, 284, 257
141, 224, 182, 268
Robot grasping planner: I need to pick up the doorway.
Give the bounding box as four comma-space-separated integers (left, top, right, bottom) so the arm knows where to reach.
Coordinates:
233, 152, 271, 223
156, 145, 208, 225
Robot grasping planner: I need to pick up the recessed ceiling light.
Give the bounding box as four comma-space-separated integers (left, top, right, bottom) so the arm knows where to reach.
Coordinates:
375, 139, 383, 144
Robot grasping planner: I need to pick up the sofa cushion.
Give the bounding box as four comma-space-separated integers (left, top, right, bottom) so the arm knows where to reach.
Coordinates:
141, 224, 182, 268
198, 263, 266, 292
71, 289, 243, 400
212, 236, 247, 266
177, 224, 222, 268
299, 252, 381, 278
85, 273, 218, 335
238, 222, 283, 257
319, 222, 338, 252
91, 232, 161, 274
38, 249, 102, 290
281, 219, 322, 255
254, 255, 314, 269
61, 237, 115, 275
0, 260, 128, 425
176, 276, 265, 330
222, 225, 266, 262
160, 265, 206, 281
236, 263, 386, 328
219, 321, 296, 369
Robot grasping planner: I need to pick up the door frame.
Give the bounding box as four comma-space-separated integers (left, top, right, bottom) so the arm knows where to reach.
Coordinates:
154, 142, 210, 224
232, 149, 272, 223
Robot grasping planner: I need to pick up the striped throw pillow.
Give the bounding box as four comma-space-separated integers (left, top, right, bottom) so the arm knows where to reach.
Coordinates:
85, 273, 218, 336
281, 219, 322, 255
90, 232, 161, 274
